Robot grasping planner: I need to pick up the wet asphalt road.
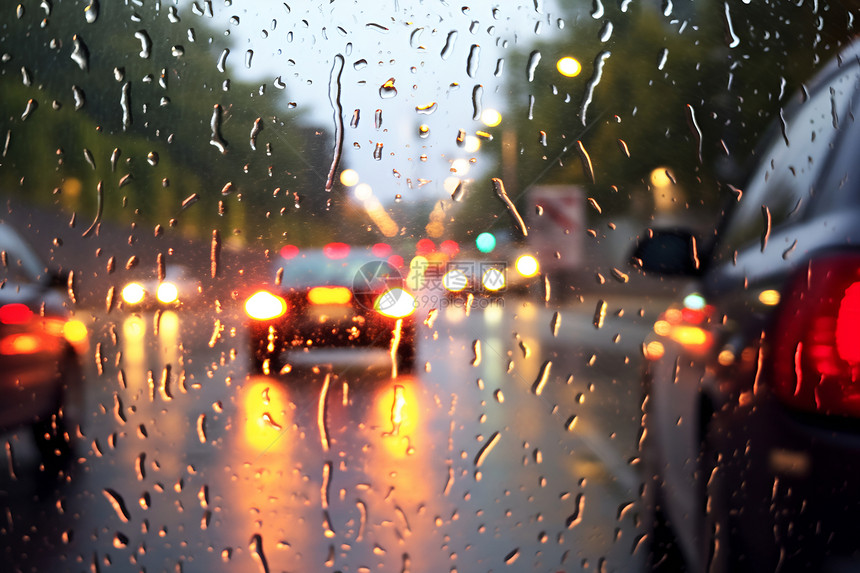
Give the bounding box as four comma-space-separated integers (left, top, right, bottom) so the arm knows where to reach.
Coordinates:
0, 292, 657, 573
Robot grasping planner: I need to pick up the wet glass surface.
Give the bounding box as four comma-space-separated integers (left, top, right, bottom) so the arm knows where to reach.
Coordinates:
0, 1, 856, 572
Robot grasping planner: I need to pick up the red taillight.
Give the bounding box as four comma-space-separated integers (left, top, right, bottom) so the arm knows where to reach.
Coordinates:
323, 242, 351, 259
0, 303, 33, 324
770, 254, 860, 417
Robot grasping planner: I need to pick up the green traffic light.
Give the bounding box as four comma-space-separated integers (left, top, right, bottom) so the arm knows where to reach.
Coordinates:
475, 232, 496, 253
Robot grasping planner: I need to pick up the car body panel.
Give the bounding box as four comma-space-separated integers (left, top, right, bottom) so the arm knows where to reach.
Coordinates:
640, 41, 860, 571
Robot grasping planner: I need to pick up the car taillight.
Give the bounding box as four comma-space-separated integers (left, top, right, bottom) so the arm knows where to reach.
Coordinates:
245, 291, 287, 320
770, 254, 860, 417
0, 303, 33, 324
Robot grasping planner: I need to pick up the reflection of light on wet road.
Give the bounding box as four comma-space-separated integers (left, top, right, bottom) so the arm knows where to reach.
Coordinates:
157, 310, 180, 366
241, 378, 293, 454
122, 315, 146, 395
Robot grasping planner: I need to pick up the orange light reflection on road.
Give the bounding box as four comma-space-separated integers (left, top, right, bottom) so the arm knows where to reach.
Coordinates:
375, 379, 421, 458
242, 379, 293, 454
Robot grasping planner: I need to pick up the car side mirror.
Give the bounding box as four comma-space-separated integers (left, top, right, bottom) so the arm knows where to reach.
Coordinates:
631, 229, 702, 276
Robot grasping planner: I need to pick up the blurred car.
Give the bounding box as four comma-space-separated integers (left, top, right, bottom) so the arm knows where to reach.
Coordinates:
120, 264, 201, 310
244, 242, 417, 374
635, 42, 860, 572
438, 244, 542, 302
0, 222, 88, 460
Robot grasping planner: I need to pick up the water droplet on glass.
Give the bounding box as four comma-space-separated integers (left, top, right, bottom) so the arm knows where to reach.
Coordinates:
551, 311, 561, 336
373, 142, 383, 161
451, 181, 464, 202
147, 151, 158, 166
441, 31, 457, 60
379, 78, 397, 99
374, 109, 383, 129
71, 35, 89, 71
467, 44, 480, 78
245, 49, 254, 68
471, 85, 483, 120
492, 178, 527, 237
593, 300, 607, 329
526, 50, 541, 82
472, 339, 482, 366
249, 533, 270, 573
102, 488, 131, 522
72, 85, 85, 110
210, 104, 228, 153
134, 30, 152, 59
168, 6, 180, 22
532, 360, 552, 395
120, 83, 132, 130
250, 117, 263, 150
217, 49, 229, 73
761, 205, 771, 253
599, 20, 613, 42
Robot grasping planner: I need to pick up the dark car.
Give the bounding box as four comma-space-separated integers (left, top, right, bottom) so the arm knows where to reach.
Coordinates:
0, 222, 88, 461
244, 242, 417, 375
636, 41, 860, 572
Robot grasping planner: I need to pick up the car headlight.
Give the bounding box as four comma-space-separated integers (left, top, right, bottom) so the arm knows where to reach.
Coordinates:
122, 283, 146, 305
156, 281, 179, 304
515, 254, 539, 278
442, 269, 469, 292
481, 268, 506, 292
245, 291, 287, 320
374, 288, 416, 318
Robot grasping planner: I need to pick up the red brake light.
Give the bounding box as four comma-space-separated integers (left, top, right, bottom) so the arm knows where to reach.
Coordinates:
770, 254, 860, 417
0, 303, 33, 324
415, 238, 435, 256
323, 242, 351, 259
440, 240, 460, 256
372, 242, 392, 258
280, 245, 300, 260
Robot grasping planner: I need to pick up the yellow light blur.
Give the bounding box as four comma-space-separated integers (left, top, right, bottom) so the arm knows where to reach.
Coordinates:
451, 158, 471, 175
556, 57, 582, 77
654, 319, 672, 336
718, 348, 736, 366
480, 109, 502, 127
245, 291, 287, 320
515, 254, 539, 277
375, 381, 420, 457
482, 268, 506, 291
243, 380, 291, 453
340, 169, 360, 187
0, 333, 41, 355
122, 283, 146, 305
442, 269, 468, 292
354, 183, 373, 201
407, 256, 429, 290
650, 167, 674, 187
156, 282, 179, 304
443, 177, 461, 194
670, 325, 708, 347
644, 340, 665, 360
308, 286, 352, 305
63, 319, 88, 347
758, 289, 781, 306
664, 308, 683, 323
374, 289, 416, 318
464, 135, 481, 153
